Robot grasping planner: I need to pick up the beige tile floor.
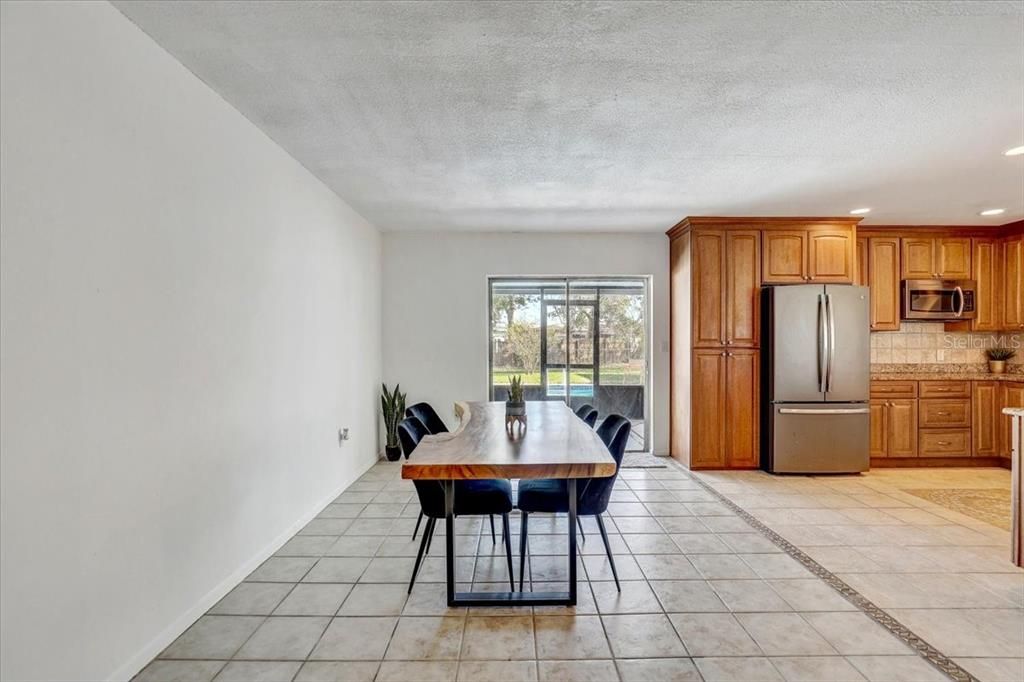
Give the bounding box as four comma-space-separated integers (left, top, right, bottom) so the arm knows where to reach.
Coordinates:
133, 462, 1015, 682
695, 467, 1024, 682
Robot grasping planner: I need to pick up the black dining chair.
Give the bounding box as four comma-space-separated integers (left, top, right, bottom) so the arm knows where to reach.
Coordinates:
398, 416, 516, 593
406, 402, 449, 435
574, 403, 599, 428
401, 408, 500, 544
516, 414, 631, 592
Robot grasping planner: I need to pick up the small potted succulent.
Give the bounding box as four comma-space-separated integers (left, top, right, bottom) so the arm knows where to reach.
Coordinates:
986, 348, 1016, 375
505, 374, 526, 419
381, 383, 406, 461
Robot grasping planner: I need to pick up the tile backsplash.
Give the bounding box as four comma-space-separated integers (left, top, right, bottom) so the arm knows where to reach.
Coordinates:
870, 322, 1022, 365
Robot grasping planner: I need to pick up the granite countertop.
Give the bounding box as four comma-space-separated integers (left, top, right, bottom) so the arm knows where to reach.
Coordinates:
871, 372, 1024, 382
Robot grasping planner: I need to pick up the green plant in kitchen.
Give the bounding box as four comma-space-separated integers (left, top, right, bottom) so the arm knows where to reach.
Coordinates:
381, 383, 406, 461
986, 348, 1016, 375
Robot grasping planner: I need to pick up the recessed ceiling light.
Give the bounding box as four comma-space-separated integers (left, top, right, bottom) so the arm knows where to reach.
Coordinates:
979, 208, 1005, 216
849, 208, 871, 215
1005, 146, 1024, 156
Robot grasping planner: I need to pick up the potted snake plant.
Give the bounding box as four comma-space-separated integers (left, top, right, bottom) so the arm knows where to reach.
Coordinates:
986, 348, 1016, 375
381, 383, 406, 461
505, 374, 526, 418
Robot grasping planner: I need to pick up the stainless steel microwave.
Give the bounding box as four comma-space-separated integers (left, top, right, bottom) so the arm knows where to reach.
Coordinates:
901, 279, 976, 320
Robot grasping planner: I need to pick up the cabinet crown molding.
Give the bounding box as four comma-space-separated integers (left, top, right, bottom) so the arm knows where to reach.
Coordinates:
666, 216, 861, 239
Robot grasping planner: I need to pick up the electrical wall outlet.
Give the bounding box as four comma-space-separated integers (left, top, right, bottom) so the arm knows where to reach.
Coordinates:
338, 427, 350, 445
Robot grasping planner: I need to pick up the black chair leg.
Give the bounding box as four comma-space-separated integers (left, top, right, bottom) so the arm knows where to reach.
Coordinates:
489, 514, 496, 543
595, 514, 620, 592
412, 511, 423, 541
408, 517, 435, 594
424, 516, 436, 556
577, 516, 586, 542
518, 511, 529, 591
502, 513, 514, 591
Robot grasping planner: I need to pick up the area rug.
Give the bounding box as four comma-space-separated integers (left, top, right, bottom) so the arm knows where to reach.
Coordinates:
621, 452, 667, 469
901, 487, 1011, 530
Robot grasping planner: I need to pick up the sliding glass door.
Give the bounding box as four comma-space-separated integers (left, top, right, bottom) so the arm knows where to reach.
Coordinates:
489, 277, 649, 452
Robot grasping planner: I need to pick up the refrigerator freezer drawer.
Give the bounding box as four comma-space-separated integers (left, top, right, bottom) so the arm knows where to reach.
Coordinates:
769, 403, 870, 473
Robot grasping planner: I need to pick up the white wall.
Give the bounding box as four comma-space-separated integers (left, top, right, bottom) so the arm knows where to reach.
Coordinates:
0, 3, 381, 680
382, 232, 669, 455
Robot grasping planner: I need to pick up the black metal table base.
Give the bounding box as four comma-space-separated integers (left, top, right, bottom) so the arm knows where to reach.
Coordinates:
444, 478, 577, 607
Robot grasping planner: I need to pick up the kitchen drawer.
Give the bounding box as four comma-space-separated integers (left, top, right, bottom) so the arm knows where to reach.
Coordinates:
918, 381, 971, 399
870, 381, 918, 399
919, 429, 972, 457
919, 399, 971, 428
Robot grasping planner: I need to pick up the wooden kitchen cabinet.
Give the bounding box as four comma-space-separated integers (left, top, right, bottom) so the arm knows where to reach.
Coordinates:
1000, 383, 1024, 457
692, 229, 761, 348
920, 429, 971, 457
692, 231, 725, 347
871, 398, 918, 457
762, 231, 807, 283
867, 237, 901, 331
690, 349, 760, 469
973, 381, 1000, 457
725, 231, 761, 347
869, 400, 888, 457
762, 225, 854, 284
856, 237, 868, 286
691, 350, 727, 468
1004, 235, 1024, 330
937, 238, 972, 278
887, 399, 919, 457
972, 239, 1003, 332
807, 228, 856, 282
724, 349, 760, 468
919, 399, 971, 428
900, 237, 972, 279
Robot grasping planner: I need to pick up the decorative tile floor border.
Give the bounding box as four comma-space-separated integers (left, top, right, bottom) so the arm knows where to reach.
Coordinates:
686, 468, 978, 682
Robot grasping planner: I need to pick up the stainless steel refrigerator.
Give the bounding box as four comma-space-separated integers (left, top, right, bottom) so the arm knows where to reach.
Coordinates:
763, 284, 870, 473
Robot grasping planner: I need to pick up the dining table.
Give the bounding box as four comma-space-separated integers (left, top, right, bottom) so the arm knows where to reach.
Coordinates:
401, 400, 616, 607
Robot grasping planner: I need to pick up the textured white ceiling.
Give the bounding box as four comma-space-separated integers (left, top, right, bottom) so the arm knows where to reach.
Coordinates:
114, 0, 1024, 231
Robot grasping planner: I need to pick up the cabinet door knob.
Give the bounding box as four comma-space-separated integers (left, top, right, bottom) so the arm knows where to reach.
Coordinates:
721, 352, 726, 356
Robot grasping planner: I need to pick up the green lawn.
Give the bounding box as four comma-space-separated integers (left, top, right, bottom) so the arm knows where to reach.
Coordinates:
492, 365, 643, 386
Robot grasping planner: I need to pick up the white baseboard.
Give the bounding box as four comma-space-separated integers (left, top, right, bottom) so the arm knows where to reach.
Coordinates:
109, 459, 374, 682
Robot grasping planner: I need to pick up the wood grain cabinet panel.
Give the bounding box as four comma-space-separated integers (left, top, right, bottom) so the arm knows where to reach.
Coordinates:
807, 228, 855, 282
856, 237, 869, 286
887, 399, 919, 457
869, 400, 888, 457
1000, 383, 1024, 457
725, 231, 761, 347
868, 237, 901, 331
763, 231, 807, 283
1004, 236, 1024, 330
973, 382, 999, 457
937, 238, 972, 279
902, 238, 936, 279
870, 381, 918, 399
900, 237, 972, 280
725, 349, 759, 468
918, 381, 971, 399
919, 429, 971, 457
692, 231, 726, 347
919, 399, 971, 428
691, 350, 727, 468
972, 239, 1002, 332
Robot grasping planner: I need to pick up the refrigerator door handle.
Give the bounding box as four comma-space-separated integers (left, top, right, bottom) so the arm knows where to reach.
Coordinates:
778, 407, 871, 415
826, 292, 836, 393
818, 294, 827, 393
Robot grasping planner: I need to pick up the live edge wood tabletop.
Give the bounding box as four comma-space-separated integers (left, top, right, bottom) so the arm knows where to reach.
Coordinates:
401, 400, 616, 481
